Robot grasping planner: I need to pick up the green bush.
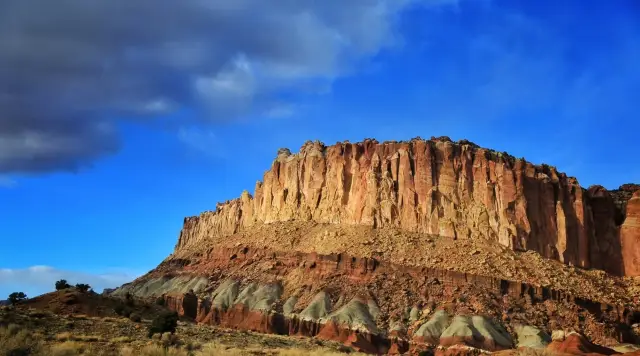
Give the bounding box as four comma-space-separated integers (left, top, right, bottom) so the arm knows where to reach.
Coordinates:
75, 284, 91, 293
55, 279, 71, 291
129, 313, 141, 323
147, 311, 178, 337
114, 304, 133, 318
7, 292, 27, 305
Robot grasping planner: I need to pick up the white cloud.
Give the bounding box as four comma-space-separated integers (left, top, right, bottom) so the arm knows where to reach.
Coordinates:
0, 266, 141, 298
195, 54, 257, 119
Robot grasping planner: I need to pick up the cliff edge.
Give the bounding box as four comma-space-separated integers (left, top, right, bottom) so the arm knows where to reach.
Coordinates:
175, 137, 639, 277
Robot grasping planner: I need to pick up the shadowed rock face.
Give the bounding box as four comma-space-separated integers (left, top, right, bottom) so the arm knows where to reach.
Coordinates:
175, 137, 639, 276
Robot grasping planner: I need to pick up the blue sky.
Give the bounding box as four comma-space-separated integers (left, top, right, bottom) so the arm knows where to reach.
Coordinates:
1, 0, 639, 298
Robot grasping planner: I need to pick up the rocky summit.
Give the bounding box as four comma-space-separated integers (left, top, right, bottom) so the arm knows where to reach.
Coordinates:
114, 137, 640, 355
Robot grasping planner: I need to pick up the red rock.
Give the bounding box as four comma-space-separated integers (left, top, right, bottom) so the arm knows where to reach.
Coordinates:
546, 333, 619, 355
174, 138, 638, 276
163, 292, 198, 319
621, 191, 640, 276
434, 346, 484, 356
316, 320, 390, 354
154, 245, 635, 355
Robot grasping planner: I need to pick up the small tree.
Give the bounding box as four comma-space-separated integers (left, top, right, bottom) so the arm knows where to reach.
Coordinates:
75, 283, 91, 293
8, 292, 27, 305
55, 279, 71, 291
148, 310, 178, 337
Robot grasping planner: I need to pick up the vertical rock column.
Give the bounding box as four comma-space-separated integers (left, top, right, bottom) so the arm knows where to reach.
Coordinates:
621, 191, 640, 276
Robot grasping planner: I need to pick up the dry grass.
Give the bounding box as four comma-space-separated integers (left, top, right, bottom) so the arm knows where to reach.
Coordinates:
0, 324, 45, 355
1, 309, 370, 356
1, 325, 111, 356
197, 343, 245, 355
49, 341, 88, 356
120, 344, 188, 356
194, 342, 368, 356
277, 350, 367, 356
55, 331, 104, 342
110, 336, 133, 343
56, 331, 73, 341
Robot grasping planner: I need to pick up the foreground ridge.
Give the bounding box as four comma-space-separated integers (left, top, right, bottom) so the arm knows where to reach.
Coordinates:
177, 136, 640, 277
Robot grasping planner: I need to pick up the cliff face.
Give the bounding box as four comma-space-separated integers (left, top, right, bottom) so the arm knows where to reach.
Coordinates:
175, 137, 639, 276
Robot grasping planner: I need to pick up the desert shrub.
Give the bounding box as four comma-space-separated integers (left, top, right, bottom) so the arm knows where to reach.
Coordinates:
56, 279, 71, 291
114, 304, 133, 318
55, 331, 73, 341
7, 292, 27, 305
27, 310, 47, 319
110, 336, 132, 343
148, 311, 178, 337
49, 341, 86, 356
74, 284, 91, 293
183, 340, 201, 352
0, 324, 44, 356
6, 324, 20, 336
129, 313, 141, 323
74, 335, 102, 342
160, 332, 179, 347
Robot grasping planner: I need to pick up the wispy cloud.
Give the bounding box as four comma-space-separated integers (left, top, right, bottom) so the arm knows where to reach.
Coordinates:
0, 266, 141, 298
0, 175, 16, 188
177, 127, 226, 158
264, 103, 297, 119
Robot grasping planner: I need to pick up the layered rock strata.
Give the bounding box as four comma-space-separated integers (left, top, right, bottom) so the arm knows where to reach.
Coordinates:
116, 246, 638, 353
176, 137, 640, 276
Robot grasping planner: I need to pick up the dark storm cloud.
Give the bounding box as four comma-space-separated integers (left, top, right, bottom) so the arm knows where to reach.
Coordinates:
0, 0, 453, 174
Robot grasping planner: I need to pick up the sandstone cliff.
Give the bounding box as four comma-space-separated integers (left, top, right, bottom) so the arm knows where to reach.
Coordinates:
175, 137, 639, 276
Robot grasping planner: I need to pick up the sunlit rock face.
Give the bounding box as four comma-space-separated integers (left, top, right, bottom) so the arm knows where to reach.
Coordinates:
175, 137, 639, 276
